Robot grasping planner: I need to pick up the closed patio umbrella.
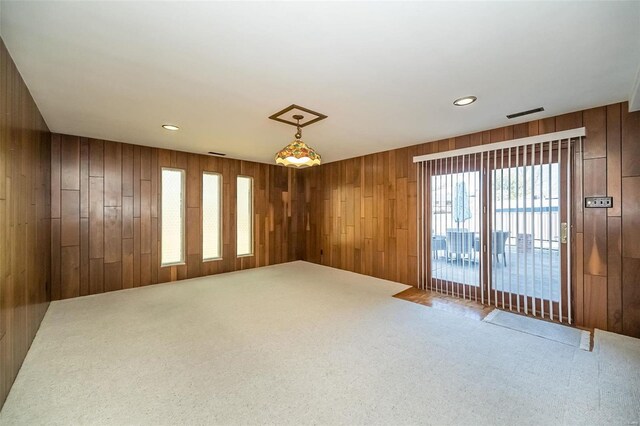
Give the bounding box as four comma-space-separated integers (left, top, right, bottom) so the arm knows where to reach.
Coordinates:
453, 181, 472, 227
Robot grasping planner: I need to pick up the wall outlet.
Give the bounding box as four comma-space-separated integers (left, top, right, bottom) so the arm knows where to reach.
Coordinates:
585, 196, 613, 208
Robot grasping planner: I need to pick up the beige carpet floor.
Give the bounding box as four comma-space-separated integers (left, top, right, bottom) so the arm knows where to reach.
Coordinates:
1, 261, 639, 425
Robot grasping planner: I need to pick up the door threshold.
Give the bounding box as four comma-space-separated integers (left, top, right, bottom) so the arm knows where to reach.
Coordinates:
483, 309, 593, 351
393, 287, 495, 321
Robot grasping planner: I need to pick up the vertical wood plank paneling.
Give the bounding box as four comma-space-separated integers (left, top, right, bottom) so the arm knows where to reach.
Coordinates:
80, 139, 89, 218
49, 103, 639, 338
0, 39, 51, 408
583, 158, 607, 276
122, 144, 133, 197
133, 145, 141, 217
621, 257, 640, 337
0, 198, 5, 338
89, 139, 104, 177
187, 207, 200, 257
103, 141, 122, 207
607, 104, 622, 217
151, 216, 159, 284
622, 176, 640, 258
60, 135, 80, 190
583, 107, 607, 159
140, 254, 151, 286
104, 206, 122, 263
574, 232, 585, 326
583, 274, 607, 330
50, 134, 61, 219
89, 258, 103, 295
607, 217, 622, 333
622, 106, 640, 177
60, 190, 80, 247
80, 218, 89, 296
555, 111, 583, 132
573, 141, 584, 235
187, 154, 200, 208
133, 217, 141, 287
122, 238, 134, 289
50, 219, 61, 300
150, 149, 158, 219
140, 180, 151, 255
53, 133, 303, 303
88, 177, 104, 259
301, 103, 640, 337
60, 246, 80, 299
104, 262, 122, 293
122, 196, 133, 239
140, 147, 151, 181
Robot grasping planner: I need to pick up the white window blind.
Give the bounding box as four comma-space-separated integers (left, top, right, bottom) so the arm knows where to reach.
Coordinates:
236, 176, 253, 257
415, 128, 585, 324
202, 172, 222, 260
161, 168, 185, 266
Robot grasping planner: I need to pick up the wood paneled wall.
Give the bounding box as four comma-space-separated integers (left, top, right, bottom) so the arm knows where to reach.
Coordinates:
0, 39, 51, 407
48, 104, 640, 339
301, 102, 640, 338
51, 135, 304, 299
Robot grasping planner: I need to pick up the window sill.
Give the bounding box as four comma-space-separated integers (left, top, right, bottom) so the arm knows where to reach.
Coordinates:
160, 262, 186, 268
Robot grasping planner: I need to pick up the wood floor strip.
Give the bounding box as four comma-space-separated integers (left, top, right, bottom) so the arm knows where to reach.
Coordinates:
393, 287, 494, 321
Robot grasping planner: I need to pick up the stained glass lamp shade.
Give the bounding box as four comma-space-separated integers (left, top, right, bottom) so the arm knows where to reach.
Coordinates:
275, 139, 321, 168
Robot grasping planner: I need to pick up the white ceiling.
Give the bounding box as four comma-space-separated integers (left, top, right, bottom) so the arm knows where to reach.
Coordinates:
1, 1, 639, 164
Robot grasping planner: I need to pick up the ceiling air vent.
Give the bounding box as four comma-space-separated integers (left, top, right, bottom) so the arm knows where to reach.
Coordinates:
208, 151, 226, 156
506, 107, 544, 119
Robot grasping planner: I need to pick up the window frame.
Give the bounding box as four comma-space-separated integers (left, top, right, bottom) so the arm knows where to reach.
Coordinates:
236, 175, 254, 258
160, 167, 186, 267
202, 171, 223, 262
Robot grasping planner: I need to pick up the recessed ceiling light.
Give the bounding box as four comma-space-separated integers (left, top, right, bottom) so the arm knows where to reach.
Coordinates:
453, 96, 477, 107
162, 124, 179, 131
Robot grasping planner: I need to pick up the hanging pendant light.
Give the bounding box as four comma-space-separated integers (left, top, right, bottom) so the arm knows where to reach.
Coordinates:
274, 114, 322, 168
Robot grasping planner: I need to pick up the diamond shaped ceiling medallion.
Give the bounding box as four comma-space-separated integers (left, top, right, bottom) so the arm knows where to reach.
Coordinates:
269, 105, 327, 168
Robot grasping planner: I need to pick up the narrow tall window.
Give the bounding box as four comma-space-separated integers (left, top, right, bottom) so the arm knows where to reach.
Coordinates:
236, 176, 253, 256
161, 168, 185, 266
202, 172, 222, 260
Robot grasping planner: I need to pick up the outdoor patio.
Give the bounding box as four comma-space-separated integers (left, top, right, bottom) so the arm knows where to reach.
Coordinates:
431, 244, 561, 301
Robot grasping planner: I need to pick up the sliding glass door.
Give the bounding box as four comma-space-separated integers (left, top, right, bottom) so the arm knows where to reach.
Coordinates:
417, 135, 577, 323
487, 144, 568, 321
430, 162, 481, 299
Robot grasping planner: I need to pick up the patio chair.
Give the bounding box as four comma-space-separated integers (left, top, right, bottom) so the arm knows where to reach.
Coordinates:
446, 228, 475, 262
431, 234, 447, 259
492, 231, 510, 266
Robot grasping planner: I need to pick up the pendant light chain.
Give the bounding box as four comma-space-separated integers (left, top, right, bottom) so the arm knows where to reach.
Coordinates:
295, 117, 302, 140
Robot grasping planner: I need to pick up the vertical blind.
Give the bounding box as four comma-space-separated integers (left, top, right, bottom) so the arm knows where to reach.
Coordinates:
415, 129, 584, 324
